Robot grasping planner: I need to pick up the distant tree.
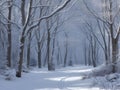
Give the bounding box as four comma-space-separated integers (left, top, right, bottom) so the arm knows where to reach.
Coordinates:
26, 32, 32, 68
64, 32, 68, 67
82, 24, 99, 67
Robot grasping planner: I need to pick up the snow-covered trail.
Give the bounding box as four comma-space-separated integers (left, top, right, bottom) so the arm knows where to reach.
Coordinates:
0, 66, 99, 90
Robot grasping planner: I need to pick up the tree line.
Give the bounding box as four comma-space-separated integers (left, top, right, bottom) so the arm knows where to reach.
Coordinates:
0, 0, 120, 78
0, 0, 72, 77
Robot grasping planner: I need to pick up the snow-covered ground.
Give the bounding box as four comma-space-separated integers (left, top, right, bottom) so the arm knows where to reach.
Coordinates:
0, 65, 119, 90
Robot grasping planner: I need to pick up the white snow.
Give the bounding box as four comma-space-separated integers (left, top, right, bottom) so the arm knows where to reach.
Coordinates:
0, 65, 113, 90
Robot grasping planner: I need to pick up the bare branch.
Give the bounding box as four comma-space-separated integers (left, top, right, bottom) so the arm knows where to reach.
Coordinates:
26, 0, 71, 36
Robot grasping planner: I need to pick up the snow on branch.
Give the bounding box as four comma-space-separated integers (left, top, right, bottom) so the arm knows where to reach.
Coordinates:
26, 0, 71, 35
83, 0, 110, 25
32, 5, 52, 8
32, 0, 71, 22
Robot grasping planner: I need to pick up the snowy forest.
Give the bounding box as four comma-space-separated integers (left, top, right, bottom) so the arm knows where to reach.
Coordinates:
1, 0, 120, 90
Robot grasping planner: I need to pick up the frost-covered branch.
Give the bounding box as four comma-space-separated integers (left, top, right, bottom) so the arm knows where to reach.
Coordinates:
26, 0, 71, 35
0, 11, 21, 29
32, 5, 52, 8
33, 0, 71, 22
83, 0, 110, 25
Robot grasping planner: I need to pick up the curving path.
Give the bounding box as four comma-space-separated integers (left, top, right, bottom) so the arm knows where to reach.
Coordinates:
0, 66, 100, 90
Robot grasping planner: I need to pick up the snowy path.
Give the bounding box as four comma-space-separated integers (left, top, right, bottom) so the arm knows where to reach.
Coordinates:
0, 66, 100, 90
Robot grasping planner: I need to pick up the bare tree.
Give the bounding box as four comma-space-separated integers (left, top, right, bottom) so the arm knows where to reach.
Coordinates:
83, 41, 88, 65
82, 25, 99, 67
35, 27, 46, 68
56, 41, 63, 65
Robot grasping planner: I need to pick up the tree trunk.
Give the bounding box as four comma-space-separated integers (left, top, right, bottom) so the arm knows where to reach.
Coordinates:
27, 32, 32, 68
112, 38, 119, 73
64, 48, 67, 67
38, 42, 42, 68
16, 36, 25, 77
64, 33, 68, 67
21, 0, 26, 26
27, 44, 30, 68
7, 31, 12, 67
47, 30, 52, 70
7, 0, 12, 67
